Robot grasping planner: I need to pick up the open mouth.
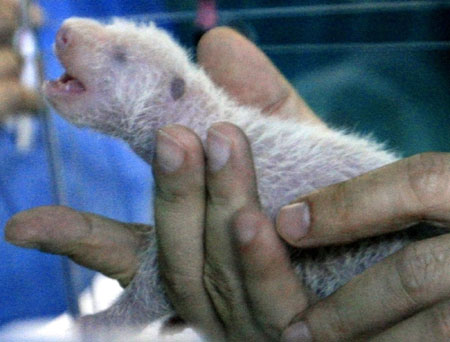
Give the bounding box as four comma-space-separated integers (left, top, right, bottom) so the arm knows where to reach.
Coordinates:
44, 72, 86, 95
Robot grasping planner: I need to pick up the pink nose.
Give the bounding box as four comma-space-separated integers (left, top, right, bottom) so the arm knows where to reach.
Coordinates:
56, 26, 71, 51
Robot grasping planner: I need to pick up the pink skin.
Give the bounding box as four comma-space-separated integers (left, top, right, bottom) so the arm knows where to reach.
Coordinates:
44, 26, 87, 96
43, 19, 101, 130
43, 19, 116, 131
44, 21, 100, 97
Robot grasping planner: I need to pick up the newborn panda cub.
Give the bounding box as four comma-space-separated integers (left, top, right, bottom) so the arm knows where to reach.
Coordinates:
44, 17, 416, 337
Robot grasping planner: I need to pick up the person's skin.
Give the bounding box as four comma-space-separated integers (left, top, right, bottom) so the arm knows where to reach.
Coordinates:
4, 25, 450, 342
0, 0, 43, 121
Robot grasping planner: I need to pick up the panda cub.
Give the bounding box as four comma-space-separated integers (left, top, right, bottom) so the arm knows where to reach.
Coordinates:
43, 17, 417, 338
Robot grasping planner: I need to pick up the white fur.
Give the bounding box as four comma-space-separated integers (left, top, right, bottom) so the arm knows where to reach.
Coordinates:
43, 18, 431, 339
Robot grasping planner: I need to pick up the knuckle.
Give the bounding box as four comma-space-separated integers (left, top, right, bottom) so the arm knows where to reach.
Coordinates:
203, 263, 235, 302
231, 206, 262, 232
203, 262, 242, 317
155, 179, 203, 206
154, 182, 183, 204
208, 190, 234, 207
395, 241, 448, 304
310, 300, 350, 342
326, 305, 350, 342
433, 301, 450, 338
208, 188, 249, 212
405, 153, 450, 214
331, 181, 354, 230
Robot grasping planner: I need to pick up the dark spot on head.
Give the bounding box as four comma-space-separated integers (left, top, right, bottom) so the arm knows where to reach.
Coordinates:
170, 77, 185, 101
113, 46, 127, 63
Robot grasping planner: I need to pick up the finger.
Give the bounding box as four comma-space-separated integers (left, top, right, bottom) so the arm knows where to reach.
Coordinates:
368, 300, 450, 342
232, 207, 310, 340
203, 122, 271, 340
152, 125, 224, 339
197, 27, 323, 126
276, 152, 450, 247
0, 80, 43, 119
282, 234, 450, 342
4, 206, 148, 287
0, 48, 20, 78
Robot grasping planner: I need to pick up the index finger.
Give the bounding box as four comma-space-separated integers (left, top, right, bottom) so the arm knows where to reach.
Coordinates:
276, 152, 450, 247
5, 206, 148, 287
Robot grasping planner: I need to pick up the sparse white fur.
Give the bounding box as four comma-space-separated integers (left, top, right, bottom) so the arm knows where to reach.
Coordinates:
43, 17, 433, 339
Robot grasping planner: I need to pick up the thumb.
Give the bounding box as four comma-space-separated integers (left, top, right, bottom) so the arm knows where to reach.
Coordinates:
197, 26, 324, 125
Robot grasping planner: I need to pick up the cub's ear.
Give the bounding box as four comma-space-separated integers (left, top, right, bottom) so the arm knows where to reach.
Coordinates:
170, 77, 185, 101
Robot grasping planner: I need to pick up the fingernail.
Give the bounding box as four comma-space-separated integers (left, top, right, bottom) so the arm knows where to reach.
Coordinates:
276, 202, 310, 242
235, 223, 257, 245
4, 220, 39, 249
155, 130, 185, 173
206, 128, 231, 172
281, 322, 312, 342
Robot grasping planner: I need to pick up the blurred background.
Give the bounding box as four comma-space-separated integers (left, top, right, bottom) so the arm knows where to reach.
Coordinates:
0, 0, 449, 339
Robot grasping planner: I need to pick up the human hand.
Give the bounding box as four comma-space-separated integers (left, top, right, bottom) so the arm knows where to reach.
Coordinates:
159, 126, 450, 341
271, 152, 450, 341
0, 0, 43, 120
4, 26, 320, 288
152, 122, 309, 341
